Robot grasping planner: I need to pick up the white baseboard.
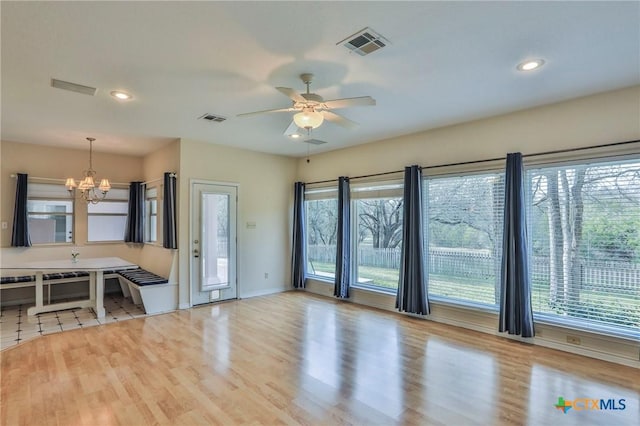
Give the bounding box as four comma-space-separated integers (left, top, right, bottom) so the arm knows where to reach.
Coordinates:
240, 286, 286, 299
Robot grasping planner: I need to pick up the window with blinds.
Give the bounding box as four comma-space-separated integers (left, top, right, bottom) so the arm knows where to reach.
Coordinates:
426, 172, 505, 307
87, 188, 129, 242
526, 158, 640, 334
27, 183, 74, 244
352, 181, 404, 292
305, 187, 338, 281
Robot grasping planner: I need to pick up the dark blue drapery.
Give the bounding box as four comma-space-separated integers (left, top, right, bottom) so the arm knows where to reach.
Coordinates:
11, 173, 31, 247
124, 182, 145, 243
163, 172, 178, 249
292, 182, 307, 289
396, 165, 429, 315
334, 176, 350, 299
499, 153, 535, 337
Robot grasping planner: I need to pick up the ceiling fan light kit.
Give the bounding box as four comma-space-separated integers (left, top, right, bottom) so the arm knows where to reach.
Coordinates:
293, 108, 324, 130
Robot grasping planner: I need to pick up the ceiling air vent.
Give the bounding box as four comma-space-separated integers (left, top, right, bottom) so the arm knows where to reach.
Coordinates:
50, 78, 97, 96
304, 139, 327, 146
337, 27, 389, 56
199, 113, 227, 123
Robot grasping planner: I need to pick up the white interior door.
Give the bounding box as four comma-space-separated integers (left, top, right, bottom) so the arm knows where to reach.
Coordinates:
191, 182, 237, 305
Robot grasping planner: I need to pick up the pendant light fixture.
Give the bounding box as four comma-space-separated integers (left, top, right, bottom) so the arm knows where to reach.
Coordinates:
65, 137, 111, 204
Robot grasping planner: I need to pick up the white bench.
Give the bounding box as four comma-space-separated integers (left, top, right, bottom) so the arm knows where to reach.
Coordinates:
117, 247, 178, 315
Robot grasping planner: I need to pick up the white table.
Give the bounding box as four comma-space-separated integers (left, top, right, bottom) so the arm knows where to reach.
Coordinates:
1, 257, 137, 318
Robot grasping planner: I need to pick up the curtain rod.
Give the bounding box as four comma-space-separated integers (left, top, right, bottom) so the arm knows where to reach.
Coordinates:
10, 172, 177, 187
141, 173, 177, 186
305, 138, 640, 185
10, 174, 129, 186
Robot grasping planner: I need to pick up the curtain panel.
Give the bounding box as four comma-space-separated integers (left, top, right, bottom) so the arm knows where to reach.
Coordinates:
499, 153, 535, 337
291, 182, 307, 289
124, 182, 145, 243
396, 165, 429, 315
11, 173, 31, 247
334, 176, 351, 299
163, 172, 178, 249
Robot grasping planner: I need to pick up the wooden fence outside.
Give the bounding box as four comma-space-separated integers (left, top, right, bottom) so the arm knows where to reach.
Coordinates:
308, 245, 640, 292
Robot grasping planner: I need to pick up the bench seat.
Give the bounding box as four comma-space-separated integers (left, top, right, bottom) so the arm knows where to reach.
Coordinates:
117, 268, 176, 315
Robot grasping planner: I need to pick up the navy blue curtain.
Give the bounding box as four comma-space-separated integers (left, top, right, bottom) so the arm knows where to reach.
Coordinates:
334, 177, 350, 299
124, 182, 145, 243
499, 153, 535, 337
396, 165, 429, 315
163, 172, 178, 249
292, 182, 307, 289
11, 173, 31, 247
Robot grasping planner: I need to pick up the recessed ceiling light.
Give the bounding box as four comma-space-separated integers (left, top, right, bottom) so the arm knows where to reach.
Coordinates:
110, 90, 132, 100
517, 59, 545, 72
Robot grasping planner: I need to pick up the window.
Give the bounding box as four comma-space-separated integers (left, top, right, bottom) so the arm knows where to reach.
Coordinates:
27, 183, 74, 244
87, 188, 128, 242
427, 172, 505, 307
145, 186, 159, 243
352, 182, 403, 292
527, 158, 640, 334
305, 187, 338, 280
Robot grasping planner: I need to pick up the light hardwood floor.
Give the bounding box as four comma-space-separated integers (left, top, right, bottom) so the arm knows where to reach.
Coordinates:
1, 291, 638, 425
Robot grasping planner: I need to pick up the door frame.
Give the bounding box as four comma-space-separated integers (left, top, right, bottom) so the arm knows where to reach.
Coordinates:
189, 178, 239, 307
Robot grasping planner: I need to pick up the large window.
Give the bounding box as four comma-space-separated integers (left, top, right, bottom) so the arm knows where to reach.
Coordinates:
427, 172, 504, 307
305, 188, 338, 280
353, 182, 403, 292
87, 188, 128, 242
527, 158, 640, 334
27, 183, 74, 244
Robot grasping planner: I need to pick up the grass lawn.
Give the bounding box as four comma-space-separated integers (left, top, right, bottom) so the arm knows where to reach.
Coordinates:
308, 261, 639, 328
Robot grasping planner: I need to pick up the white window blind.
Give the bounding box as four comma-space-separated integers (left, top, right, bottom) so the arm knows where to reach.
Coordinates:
526, 158, 640, 334
87, 188, 128, 242
426, 172, 505, 307
27, 183, 74, 244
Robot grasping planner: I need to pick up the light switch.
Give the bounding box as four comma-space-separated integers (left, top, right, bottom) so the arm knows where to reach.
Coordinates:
1, 222, 7, 230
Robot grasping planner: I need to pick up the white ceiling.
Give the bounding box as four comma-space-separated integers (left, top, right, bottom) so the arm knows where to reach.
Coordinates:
2, 1, 639, 157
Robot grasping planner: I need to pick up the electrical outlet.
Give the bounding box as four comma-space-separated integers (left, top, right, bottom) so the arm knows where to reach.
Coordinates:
1, 222, 7, 230
264, 273, 269, 279
566, 335, 581, 345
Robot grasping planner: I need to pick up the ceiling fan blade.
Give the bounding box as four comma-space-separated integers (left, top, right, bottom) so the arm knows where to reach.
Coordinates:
322, 96, 376, 110
237, 107, 295, 118
276, 87, 306, 103
283, 120, 300, 136
322, 110, 359, 129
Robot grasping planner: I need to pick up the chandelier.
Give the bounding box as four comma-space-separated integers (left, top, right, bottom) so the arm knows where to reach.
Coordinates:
65, 137, 111, 204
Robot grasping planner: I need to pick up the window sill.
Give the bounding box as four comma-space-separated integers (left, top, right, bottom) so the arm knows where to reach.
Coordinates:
305, 274, 333, 284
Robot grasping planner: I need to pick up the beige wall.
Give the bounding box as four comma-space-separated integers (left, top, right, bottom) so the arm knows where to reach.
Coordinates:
0, 140, 144, 251
177, 139, 297, 308
297, 85, 640, 181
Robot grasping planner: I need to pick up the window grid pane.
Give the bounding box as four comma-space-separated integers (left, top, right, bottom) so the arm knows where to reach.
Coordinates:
355, 196, 403, 292
305, 198, 338, 280
27, 187, 74, 244
526, 159, 640, 334
427, 173, 505, 307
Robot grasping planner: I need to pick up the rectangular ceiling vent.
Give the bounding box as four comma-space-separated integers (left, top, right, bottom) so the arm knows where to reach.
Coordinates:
337, 27, 389, 56
304, 139, 327, 146
50, 78, 97, 96
199, 113, 227, 123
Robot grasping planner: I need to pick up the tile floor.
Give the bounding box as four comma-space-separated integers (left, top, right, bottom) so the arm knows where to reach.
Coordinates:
0, 294, 147, 351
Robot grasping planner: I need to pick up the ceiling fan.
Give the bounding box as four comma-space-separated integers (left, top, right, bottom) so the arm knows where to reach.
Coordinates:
237, 73, 376, 136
